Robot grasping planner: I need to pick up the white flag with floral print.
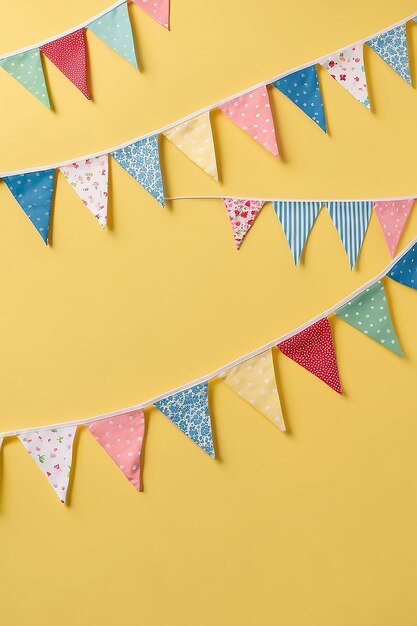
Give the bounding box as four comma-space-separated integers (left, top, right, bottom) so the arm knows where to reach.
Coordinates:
60, 155, 109, 228
18, 426, 76, 503
321, 44, 370, 108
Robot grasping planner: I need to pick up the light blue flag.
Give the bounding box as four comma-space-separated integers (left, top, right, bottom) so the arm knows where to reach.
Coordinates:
154, 382, 215, 457
272, 65, 326, 132
367, 24, 411, 84
273, 200, 323, 264
326, 201, 373, 269
89, 2, 138, 68
0, 49, 50, 108
3, 169, 55, 243
111, 135, 164, 206
388, 243, 417, 289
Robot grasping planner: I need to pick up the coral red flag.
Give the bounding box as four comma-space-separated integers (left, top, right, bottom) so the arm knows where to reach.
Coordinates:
40, 28, 90, 99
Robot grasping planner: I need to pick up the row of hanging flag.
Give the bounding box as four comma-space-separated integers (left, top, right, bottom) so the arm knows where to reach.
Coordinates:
0, 0, 170, 106
0, 240, 416, 503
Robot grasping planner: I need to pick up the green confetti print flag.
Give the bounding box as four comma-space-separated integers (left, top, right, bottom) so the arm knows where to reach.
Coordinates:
0, 49, 50, 108
89, 2, 138, 68
335, 281, 403, 356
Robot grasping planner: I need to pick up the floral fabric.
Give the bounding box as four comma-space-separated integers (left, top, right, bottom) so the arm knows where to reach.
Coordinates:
321, 44, 369, 108
373, 199, 414, 258
222, 197, 265, 249
367, 24, 411, 84
89, 3, 138, 68
0, 49, 50, 108
60, 155, 109, 228
40, 29, 90, 99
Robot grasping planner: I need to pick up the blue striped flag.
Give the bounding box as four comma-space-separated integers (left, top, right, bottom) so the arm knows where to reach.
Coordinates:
326, 201, 373, 269
273, 200, 323, 264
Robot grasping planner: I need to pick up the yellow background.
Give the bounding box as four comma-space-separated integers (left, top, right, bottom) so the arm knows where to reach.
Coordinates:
0, 1, 416, 624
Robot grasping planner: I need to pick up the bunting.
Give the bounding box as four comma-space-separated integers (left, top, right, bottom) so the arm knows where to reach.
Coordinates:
60, 156, 109, 228
40, 29, 90, 99
326, 201, 373, 269
273, 200, 323, 264
132, 0, 170, 29
222, 198, 265, 249
321, 44, 370, 108
367, 24, 411, 84
373, 199, 414, 257
89, 2, 138, 68
388, 244, 417, 288
273, 65, 326, 132
0, 49, 50, 108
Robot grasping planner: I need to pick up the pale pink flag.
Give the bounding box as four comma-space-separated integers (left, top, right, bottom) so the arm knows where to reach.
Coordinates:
222, 197, 265, 249
87, 409, 145, 490
373, 199, 414, 257
60, 155, 109, 228
219, 86, 279, 156
133, 0, 170, 29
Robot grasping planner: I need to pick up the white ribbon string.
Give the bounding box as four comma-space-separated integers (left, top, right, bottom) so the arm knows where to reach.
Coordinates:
164, 194, 417, 203
0, 234, 415, 439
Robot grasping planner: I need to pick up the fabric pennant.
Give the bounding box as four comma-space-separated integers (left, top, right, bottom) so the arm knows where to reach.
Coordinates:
273, 65, 326, 132
111, 135, 164, 205
18, 426, 76, 503
336, 281, 403, 356
222, 197, 265, 249
373, 199, 414, 258
132, 0, 170, 29
220, 349, 285, 431
60, 155, 109, 228
89, 2, 138, 68
273, 200, 322, 264
3, 170, 55, 244
40, 28, 90, 99
163, 112, 218, 180
219, 86, 279, 156
278, 318, 342, 393
388, 243, 417, 289
0, 49, 50, 108
321, 44, 370, 108
87, 409, 145, 490
367, 24, 411, 84
326, 201, 373, 269
154, 382, 215, 457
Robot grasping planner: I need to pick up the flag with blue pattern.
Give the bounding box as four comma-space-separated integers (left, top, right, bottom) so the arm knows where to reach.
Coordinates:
326, 201, 373, 269
366, 24, 411, 84
273, 200, 323, 264
388, 244, 417, 289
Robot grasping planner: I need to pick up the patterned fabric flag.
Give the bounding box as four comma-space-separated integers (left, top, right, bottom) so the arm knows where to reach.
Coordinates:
222, 198, 265, 249
367, 24, 411, 84
326, 201, 373, 269
219, 86, 278, 156
321, 44, 370, 108
272, 65, 326, 132
132, 0, 170, 29
89, 3, 138, 68
388, 243, 417, 289
219, 349, 286, 431
0, 49, 50, 108
163, 112, 218, 180
40, 29, 90, 99
60, 155, 109, 228
373, 199, 414, 258
112, 135, 164, 205
87, 409, 145, 490
154, 382, 215, 457
278, 318, 342, 393
18, 426, 76, 503
3, 169, 55, 243
335, 281, 403, 356
273, 200, 323, 264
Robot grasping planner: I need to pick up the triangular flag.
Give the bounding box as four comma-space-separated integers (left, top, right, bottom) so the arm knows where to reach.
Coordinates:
87, 409, 145, 490
272, 65, 326, 132
273, 200, 323, 264
222, 197, 265, 249
112, 135, 164, 205
40, 29, 90, 99
132, 0, 170, 29
388, 244, 417, 289
3, 169, 55, 244
154, 382, 215, 457
219, 349, 285, 431
18, 426, 76, 503
163, 112, 218, 180
219, 86, 279, 156
321, 44, 370, 108
326, 201, 373, 269
278, 318, 342, 393
60, 155, 109, 228
89, 3, 138, 68
0, 49, 50, 108
335, 281, 403, 356
373, 199, 414, 258
367, 24, 411, 84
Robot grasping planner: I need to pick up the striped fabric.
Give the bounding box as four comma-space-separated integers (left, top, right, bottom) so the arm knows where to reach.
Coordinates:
273, 201, 323, 264
326, 201, 373, 269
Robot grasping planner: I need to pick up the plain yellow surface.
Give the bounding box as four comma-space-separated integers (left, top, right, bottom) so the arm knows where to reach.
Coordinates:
0, 1, 417, 625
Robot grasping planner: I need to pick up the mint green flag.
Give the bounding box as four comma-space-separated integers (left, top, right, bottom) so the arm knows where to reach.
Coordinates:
335, 281, 403, 356
89, 2, 138, 68
0, 49, 50, 108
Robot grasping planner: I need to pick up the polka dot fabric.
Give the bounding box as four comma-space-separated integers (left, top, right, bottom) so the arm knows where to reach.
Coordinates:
373, 199, 414, 258
40, 28, 90, 99
389, 244, 417, 289
89, 3, 138, 68
278, 318, 342, 394
273, 65, 326, 132
0, 49, 50, 108
132, 0, 170, 29
222, 197, 265, 249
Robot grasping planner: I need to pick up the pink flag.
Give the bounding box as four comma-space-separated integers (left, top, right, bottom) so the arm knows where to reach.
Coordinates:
87, 409, 145, 490
40, 28, 90, 99
222, 197, 265, 249
133, 0, 170, 29
219, 86, 279, 156
373, 199, 414, 258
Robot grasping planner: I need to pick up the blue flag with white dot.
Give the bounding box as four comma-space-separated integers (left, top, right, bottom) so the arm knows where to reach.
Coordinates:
388, 244, 417, 289
89, 3, 138, 68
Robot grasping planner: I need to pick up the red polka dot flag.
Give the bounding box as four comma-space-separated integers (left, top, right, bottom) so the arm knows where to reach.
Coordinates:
40, 28, 90, 99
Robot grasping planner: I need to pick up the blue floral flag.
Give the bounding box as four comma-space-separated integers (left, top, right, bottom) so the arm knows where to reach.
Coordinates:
326, 201, 373, 269
111, 135, 164, 206
388, 243, 417, 288
89, 2, 138, 68
154, 382, 215, 457
273, 200, 323, 264
3, 169, 55, 243
366, 24, 411, 84
272, 65, 326, 132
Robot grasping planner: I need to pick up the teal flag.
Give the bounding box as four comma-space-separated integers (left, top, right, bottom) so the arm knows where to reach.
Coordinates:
89, 2, 138, 68
0, 49, 50, 108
